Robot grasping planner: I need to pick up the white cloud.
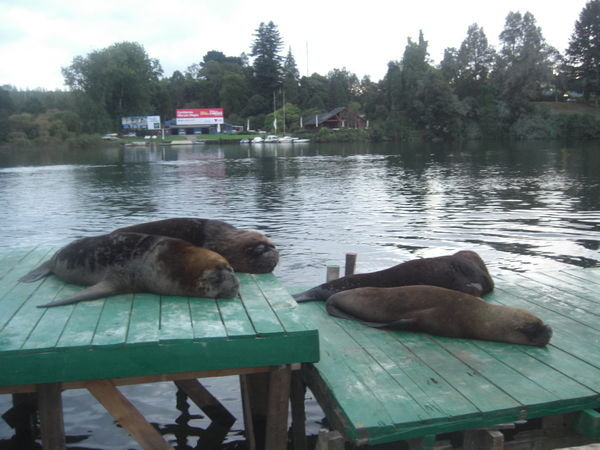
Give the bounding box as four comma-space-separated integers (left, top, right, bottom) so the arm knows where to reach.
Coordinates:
0, 0, 589, 90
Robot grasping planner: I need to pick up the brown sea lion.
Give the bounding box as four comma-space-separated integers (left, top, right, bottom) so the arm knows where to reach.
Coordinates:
19, 232, 240, 307
325, 285, 552, 346
115, 218, 278, 274
294, 250, 494, 302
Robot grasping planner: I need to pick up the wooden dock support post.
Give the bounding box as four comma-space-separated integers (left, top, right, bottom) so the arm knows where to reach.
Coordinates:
240, 365, 293, 450
290, 369, 308, 450
37, 383, 66, 450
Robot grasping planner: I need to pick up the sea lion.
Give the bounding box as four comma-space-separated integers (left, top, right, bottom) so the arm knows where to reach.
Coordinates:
19, 232, 240, 307
326, 285, 552, 346
115, 218, 278, 274
294, 250, 494, 302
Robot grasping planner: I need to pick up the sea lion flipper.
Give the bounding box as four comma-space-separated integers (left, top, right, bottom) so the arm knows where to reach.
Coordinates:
37, 279, 122, 308
19, 260, 53, 282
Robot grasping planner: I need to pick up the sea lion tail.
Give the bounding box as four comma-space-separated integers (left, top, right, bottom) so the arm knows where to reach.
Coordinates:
19, 261, 53, 282
37, 280, 121, 308
293, 285, 331, 302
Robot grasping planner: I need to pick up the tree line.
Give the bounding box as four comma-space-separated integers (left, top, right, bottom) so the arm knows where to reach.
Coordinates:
1, 1, 600, 147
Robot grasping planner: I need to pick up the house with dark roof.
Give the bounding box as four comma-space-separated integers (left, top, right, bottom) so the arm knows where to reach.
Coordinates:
303, 107, 367, 130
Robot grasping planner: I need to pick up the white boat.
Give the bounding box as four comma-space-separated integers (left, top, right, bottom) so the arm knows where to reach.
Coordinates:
278, 136, 294, 143
251, 136, 264, 144
292, 138, 311, 143
264, 135, 279, 143
240, 139, 251, 144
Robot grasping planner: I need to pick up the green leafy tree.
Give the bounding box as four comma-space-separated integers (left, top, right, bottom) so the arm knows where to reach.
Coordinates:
298, 73, 328, 110
495, 12, 559, 108
565, 0, 600, 100
251, 21, 284, 102
327, 68, 359, 109
62, 42, 163, 122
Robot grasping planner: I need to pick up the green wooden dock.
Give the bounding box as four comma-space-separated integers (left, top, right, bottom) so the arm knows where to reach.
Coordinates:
293, 268, 600, 449
0, 246, 320, 449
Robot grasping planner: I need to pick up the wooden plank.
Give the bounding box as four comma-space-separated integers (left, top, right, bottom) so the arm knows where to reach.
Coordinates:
302, 302, 427, 434
37, 382, 66, 450
0, 247, 57, 331
217, 296, 256, 338
125, 293, 160, 344
254, 273, 314, 333
0, 247, 32, 280
340, 317, 478, 419
523, 271, 600, 307
189, 298, 228, 340
91, 294, 134, 346
0, 276, 65, 351
237, 273, 285, 337
490, 284, 600, 366
56, 295, 106, 348
85, 379, 173, 450
159, 296, 193, 342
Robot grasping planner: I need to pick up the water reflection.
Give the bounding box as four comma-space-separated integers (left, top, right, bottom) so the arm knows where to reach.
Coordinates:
1, 141, 598, 282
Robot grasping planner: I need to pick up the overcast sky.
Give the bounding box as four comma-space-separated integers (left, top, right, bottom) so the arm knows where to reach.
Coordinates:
0, 0, 590, 91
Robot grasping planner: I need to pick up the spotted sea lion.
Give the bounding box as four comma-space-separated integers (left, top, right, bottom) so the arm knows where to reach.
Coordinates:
326, 285, 552, 346
115, 218, 279, 274
294, 250, 494, 302
19, 232, 240, 307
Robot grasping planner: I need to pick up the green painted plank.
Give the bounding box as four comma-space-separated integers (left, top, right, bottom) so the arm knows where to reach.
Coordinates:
345, 321, 497, 418
490, 284, 600, 365
0, 247, 56, 330
512, 272, 600, 318
126, 294, 160, 344
0, 275, 66, 351
435, 339, 560, 405
302, 302, 432, 431
0, 246, 54, 285
523, 271, 600, 307
560, 267, 600, 287
254, 274, 312, 333
159, 296, 193, 342
237, 273, 284, 337
0, 331, 319, 386
217, 296, 256, 338
189, 298, 227, 340
57, 297, 106, 348
394, 331, 521, 413
91, 294, 134, 346
0, 248, 30, 280
474, 341, 598, 397
494, 275, 599, 328
332, 314, 471, 421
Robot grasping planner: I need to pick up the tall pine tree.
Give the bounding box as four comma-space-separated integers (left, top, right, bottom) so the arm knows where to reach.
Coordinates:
566, 0, 600, 100
251, 21, 284, 103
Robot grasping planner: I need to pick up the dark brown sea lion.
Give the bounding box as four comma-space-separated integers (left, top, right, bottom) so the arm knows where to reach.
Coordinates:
294, 250, 494, 302
115, 218, 278, 274
19, 232, 240, 307
326, 285, 552, 346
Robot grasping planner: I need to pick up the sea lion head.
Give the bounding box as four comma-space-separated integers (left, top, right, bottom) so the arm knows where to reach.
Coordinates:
481, 305, 553, 346
213, 230, 279, 274
451, 250, 495, 296
162, 244, 240, 298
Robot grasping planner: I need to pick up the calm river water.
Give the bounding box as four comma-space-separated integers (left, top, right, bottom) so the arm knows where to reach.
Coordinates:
0, 140, 599, 448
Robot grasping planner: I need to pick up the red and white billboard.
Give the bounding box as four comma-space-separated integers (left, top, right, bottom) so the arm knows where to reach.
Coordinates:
176, 108, 224, 125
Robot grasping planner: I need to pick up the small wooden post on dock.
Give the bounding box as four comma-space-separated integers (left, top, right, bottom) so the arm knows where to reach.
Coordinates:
345, 253, 357, 276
